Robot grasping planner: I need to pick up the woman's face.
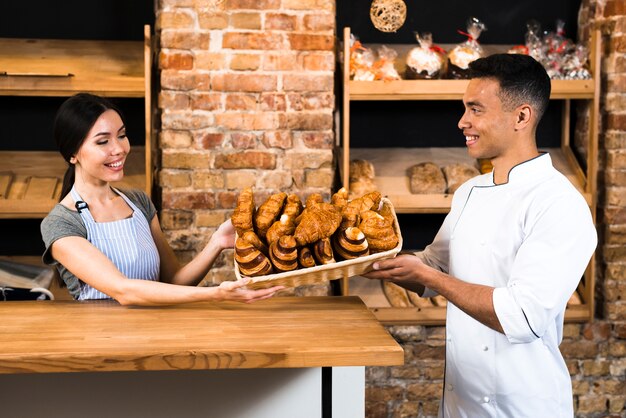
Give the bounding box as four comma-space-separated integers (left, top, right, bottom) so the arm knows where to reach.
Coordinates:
73, 109, 130, 186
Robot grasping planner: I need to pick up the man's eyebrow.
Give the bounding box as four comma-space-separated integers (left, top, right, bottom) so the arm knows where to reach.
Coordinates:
465, 100, 483, 108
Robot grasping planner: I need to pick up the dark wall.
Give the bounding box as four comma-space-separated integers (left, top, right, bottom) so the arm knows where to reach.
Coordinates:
0, 1, 154, 255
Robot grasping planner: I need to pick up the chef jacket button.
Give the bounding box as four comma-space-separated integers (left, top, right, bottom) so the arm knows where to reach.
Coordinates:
483, 396, 490, 403
447, 384, 454, 391
482, 345, 488, 351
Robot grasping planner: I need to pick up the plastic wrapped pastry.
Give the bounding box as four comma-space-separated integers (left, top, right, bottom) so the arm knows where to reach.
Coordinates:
446, 17, 487, 79
405, 32, 445, 79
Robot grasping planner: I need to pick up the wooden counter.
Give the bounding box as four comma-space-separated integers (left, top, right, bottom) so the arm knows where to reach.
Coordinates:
0, 296, 403, 374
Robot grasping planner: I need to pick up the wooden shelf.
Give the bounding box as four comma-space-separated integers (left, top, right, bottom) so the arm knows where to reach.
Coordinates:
0, 148, 146, 218
348, 147, 591, 213
0, 38, 144, 97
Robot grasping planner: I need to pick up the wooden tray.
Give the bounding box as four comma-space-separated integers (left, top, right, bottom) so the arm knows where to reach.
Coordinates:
235, 198, 403, 290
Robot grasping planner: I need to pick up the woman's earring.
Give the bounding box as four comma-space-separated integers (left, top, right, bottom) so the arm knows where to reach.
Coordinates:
70, 156, 77, 164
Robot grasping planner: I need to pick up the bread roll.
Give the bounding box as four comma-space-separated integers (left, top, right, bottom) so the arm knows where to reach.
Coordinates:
408, 162, 446, 194
443, 163, 480, 193
382, 281, 411, 307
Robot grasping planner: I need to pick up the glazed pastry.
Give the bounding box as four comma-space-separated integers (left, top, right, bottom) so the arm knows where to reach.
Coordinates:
254, 192, 287, 239
235, 237, 273, 277
377, 201, 395, 226
359, 210, 399, 253
298, 246, 316, 269
269, 235, 298, 272
282, 194, 303, 221
333, 227, 369, 260
331, 187, 349, 211
340, 191, 382, 229
382, 281, 411, 307
241, 230, 269, 256
408, 162, 446, 194
266, 214, 296, 246
294, 202, 342, 246
313, 237, 336, 265
305, 193, 324, 208
231, 187, 255, 234
443, 163, 480, 193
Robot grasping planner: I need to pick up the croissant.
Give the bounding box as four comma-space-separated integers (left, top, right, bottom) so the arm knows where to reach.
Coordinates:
294, 202, 342, 246
359, 210, 398, 253
283, 194, 303, 221
298, 246, 316, 268
331, 187, 349, 211
340, 191, 382, 229
313, 237, 336, 265
254, 192, 287, 239
241, 230, 269, 256
333, 227, 369, 260
231, 187, 255, 234
269, 235, 298, 272
266, 214, 296, 245
305, 193, 324, 208
235, 237, 273, 277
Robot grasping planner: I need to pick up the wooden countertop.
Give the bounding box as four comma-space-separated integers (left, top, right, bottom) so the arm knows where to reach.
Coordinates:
0, 296, 403, 374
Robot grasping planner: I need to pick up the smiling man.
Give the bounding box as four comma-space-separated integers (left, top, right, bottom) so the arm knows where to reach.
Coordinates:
365, 54, 597, 417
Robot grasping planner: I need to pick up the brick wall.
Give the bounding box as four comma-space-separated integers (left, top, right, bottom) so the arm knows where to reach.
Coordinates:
155, 0, 337, 286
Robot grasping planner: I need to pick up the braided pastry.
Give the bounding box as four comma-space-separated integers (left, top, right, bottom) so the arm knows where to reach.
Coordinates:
333, 227, 369, 260
298, 246, 316, 269
269, 235, 298, 272
231, 187, 255, 234
235, 237, 273, 277
313, 237, 336, 265
359, 210, 398, 253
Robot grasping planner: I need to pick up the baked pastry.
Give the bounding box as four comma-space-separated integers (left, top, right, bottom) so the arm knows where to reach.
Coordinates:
298, 246, 316, 269
478, 158, 493, 174
294, 202, 342, 246
408, 290, 434, 308
333, 227, 369, 260
443, 163, 480, 193
331, 187, 349, 211
241, 230, 269, 256
266, 214, 296, 246
349, 159, 377, 200
254, 192, 287, 239
313, 237, 336, 265
282, 194, 303, 221
408, 162, 446, 194
446, 45, 481, 79
269, 235, 298, 272
359, 210, 398, 253
231, 187, 255, 234
431, 295, 447, 307
405, 33, 444, 79
382, 281, 411, 307
305, 193, 324, 208
235, 237, 273, 277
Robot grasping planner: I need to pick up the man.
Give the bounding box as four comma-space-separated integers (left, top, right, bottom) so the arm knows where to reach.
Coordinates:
365, 54, 597, 417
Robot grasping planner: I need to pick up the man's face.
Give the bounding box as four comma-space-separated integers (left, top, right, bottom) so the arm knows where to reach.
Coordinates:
458, 78, 518, 161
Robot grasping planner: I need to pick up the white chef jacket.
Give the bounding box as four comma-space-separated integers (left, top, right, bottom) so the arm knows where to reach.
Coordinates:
417, 153, 597, 418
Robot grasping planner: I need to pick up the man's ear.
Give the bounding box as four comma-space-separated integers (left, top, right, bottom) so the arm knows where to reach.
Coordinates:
514, 104, 533, 131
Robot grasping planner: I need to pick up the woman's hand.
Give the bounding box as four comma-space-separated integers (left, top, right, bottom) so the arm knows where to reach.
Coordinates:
212, 219, 236, 251
217, 278, 284, 303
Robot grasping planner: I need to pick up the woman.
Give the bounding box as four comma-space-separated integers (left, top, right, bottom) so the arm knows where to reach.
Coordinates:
41, 93, 282, 305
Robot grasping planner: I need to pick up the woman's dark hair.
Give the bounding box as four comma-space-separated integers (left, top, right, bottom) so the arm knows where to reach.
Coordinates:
469, 53, 551, 123
54, 93, 124, 200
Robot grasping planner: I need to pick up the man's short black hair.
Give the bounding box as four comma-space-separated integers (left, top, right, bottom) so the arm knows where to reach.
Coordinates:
469, 54, 551, 122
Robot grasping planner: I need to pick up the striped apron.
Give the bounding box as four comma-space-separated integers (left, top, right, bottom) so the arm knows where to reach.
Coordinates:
70, 186, 160, 300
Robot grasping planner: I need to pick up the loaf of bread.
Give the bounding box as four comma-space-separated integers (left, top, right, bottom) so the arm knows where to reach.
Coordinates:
382, 281, 411, 307
349, 159, 377, 199
443, 163, 480, 193
408, 290, 434, 308
408, 162, 446, 194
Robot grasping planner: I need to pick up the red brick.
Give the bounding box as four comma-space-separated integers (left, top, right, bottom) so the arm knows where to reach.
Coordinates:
160, 130, 193, 149
287, 92, 333, 110
406, 382, 443, 400
611, 35, 626, 54
365, 402, 388, 418
211, 73, 278, 92
198, 12, 228, 29
225, 94, 258, 111
161, 70, 211, 91
231, 132, 258, 149
162, 151, 210, 169
606, 187, 626, 207
191, 93, 222, 111
195, 52, 226, 70
605, 0, 626, 17
157, 10, 195, 29
607, 74, 626, 93
223, 32, 286, 50
162, 111, 213, 130
160, 210, 194, 230
260, 93, 286, 111
198, 133, 225, 149
604, 282, 626, 303
365, 385, 404, 402
230, 54, 261, 71
302, 14, 334, 31
582, 322, 612, 340
215, 112, 281, 130
230, 12, 262, 29
287, 113, 333, 130
162, 192, 216, 210
603, 207, 626, 224
283, 74, 333, 91
161, 30, 211, 49
296, 131, 334, 149
226, 0, 280, 9
605, 263, 626, 280
282, 0, 333, 11
577, 395, 608, 414
560, 340, 600, 358
615, 323, 626, 338
159, 91, 190, 110
288, 33, 334, 51
217, 191, 238, 209
262, 131, 292, 149
604, 243, 626, 262
263, 53, 299, 71
265, 13, 297, 31
301, 52, 335, 71
409, 343, 445, 360
214, 152, 277, 169
159, 50, 194, 70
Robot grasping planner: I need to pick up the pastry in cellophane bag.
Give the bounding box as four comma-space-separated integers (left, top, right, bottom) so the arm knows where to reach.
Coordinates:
446, 17, 487, 79
373, 45, 401, 81
349, 34, 376, 81
405, 32, 445, 79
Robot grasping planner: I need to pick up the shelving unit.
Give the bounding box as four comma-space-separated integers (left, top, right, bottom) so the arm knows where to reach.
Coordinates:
340, 26, 600, 324
0, 25, 155, 219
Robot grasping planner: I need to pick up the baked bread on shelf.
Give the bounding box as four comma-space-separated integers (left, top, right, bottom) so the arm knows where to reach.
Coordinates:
408, 162, 447, 194
349, 159, 377, 199
443, 163, 480, 193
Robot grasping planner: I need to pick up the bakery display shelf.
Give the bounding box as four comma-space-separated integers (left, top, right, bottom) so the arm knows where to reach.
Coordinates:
0, 148, 146, 218
0, 38, 144, 97
348, 147, 591, 214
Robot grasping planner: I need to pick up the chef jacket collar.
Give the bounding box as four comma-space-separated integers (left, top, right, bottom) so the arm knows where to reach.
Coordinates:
485, 152, 552, 187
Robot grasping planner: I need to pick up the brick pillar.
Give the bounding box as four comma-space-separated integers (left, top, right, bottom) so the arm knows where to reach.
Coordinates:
155, 0, 336, 285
